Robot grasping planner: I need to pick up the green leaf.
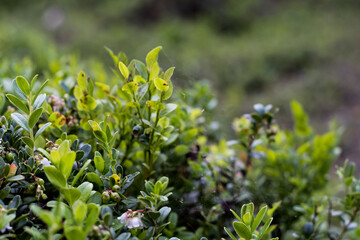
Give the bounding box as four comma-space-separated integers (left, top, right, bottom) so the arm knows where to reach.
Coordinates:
164, 67, 175, 81
87, 172, 104, 187
251, 206, 268, 232
60, 152, 76, 179
77, 182, 93, 202
72, 200, 87, 223
122, 82, 139, 96
233, 222, 252, 240
146, 46, 162, 68
230, 209, 242, 223
119, 61, 129, 79
16, 76, 30, 95
243, 212, 252, 225
64, 226, 86, 240
11, 113, 30, 133
160, 103, 178, 116
29, 108, 43, 129
94, 151, 104, 174
154, 78, 169, 92
33, 80, 49, 104
21, 137, 34, 149
146, 101, 165, 111
60, 187, 81, 206
174, 145, 189, 155
35, 122, 52, 139
72, 159, 92, 186
77, 71, 87, 91
162, 80, 173, 100
104, 46, 119, 66
6, 94, 29, 114
84, 203, 100, 233
44, 166, 66, 188
94, 130, 107, 144
30, 204, 54, 226
257, 217, 273, 240
7, 175, 25, 182
224, 227, 237, 240
33, 93, 46, 110
134, 60, 148, 80
30, 74, 38, 90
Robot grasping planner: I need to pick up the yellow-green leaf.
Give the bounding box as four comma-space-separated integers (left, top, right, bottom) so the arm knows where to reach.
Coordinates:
122, 82, 139, 96
146, 46, 162, 68
77, 71, 87, 91
118, 61, 129, 79
154, 78, 169, 92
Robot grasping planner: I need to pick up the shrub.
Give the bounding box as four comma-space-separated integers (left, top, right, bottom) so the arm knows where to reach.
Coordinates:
0, 47, 359, 240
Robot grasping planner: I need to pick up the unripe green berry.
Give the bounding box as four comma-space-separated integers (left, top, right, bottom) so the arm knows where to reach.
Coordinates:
37, 178, 44, 185
6, 152, 14, 161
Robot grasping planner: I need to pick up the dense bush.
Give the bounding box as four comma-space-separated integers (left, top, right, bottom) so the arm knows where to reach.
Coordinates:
0, 47, 359, 240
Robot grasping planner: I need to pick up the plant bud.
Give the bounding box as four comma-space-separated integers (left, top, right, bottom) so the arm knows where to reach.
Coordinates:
111, 192, 120, 202
0, 116, 7, 125
112, 185, 121, 192
102, 191, 110, 203
41, 194, 48, 200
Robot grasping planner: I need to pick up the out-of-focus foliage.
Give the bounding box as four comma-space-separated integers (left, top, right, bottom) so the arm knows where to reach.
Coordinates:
1, 0, 360, 161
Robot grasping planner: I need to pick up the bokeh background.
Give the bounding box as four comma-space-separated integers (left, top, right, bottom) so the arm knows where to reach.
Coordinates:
1, 0, 360, 162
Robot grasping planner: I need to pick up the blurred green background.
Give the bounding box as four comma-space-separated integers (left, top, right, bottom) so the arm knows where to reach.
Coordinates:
1, 0, 360, 161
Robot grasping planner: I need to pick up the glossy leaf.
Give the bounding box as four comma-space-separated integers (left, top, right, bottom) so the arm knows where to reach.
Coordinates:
6, 94, 29, 114
29, 107, 43, 128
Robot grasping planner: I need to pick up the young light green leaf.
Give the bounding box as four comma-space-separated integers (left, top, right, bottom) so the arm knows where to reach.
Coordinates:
16, 76, 30, 95
60, 152, 76, 179
146, 101, 165, 111
84, 204, 100, 233
6, 94, 29, 114
122, 82, 139, 96
11, 113, 30, 133
29, 108, 43, 129
233, 222, 252, 240
94, 151, 104, 174
35, 122, 52, 139
44, 166, 66, 188
146, 46, 162, 68
230, 209, 242, 222
251, 206, 268, 232
60, 187, 81, 207
257, 217, 273, 240
154, 78, 169, 92
162, 80, 173, 100
164, 67, 175, 81
119, 61, 129, 79
30, 74, 38, 90
33, 93, 46, 110
224, 227, 237, 240
77, 71, 87, 91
